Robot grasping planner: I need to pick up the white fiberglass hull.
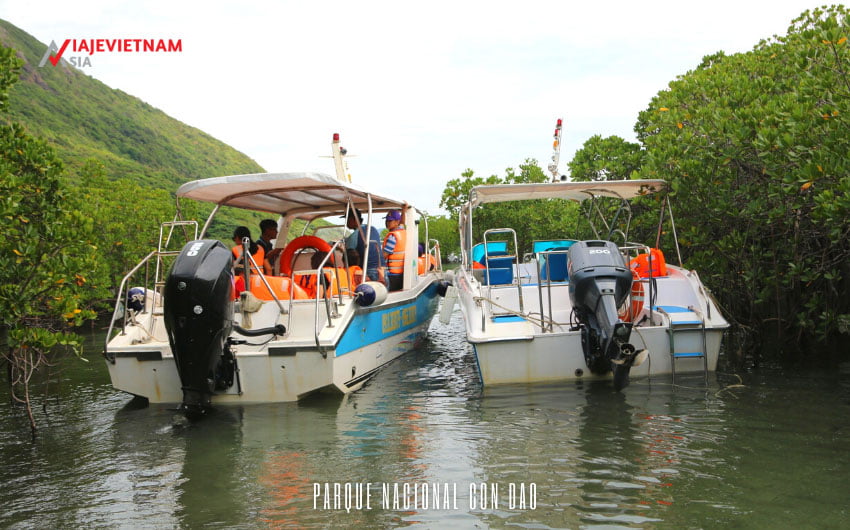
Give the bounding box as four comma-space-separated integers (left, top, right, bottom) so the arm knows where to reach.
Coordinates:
456, 264, 728, 386
470, 325, 724, 385
106, 279, 441, 404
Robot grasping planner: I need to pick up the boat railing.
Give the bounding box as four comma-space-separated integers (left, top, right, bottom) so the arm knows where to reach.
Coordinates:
238, 242, 290, 318
311, 239, 347, 356
619, 241, 650, 262
104, 220, 199, 357
482, 228, 524, 316
428, 239, 443, 272
533, 249, 571, 333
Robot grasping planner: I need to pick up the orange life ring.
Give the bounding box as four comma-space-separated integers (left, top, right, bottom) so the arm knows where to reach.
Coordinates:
619, 270, 645, 322
279, 235, 333, 277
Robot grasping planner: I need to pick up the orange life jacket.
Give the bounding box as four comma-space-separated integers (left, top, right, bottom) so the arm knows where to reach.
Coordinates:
348, 265, 363, 287
292, 267, 356, 298
417, 254, 438, 274
629, 248, 667, 278
232, 245, 265, 274
383, 228, 406, 275
248, 274, 309, 300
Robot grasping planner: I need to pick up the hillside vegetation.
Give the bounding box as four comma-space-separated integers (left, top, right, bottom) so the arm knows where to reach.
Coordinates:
0, 19, 276, 243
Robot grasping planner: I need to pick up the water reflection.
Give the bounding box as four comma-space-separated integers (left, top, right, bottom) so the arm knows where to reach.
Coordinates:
1, 319, 849, 528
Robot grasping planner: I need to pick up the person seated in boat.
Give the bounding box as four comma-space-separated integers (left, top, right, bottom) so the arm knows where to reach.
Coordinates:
257, 219, 282, 275
346, 248, 364, 286
382, 209, 405, 291
417, 243, 437, 274
345, 208, 386, 286
232, 226, 265, 275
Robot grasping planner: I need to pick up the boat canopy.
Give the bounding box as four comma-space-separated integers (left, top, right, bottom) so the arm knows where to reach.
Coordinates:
176, 172, 407, 220
468, 179, 666, 208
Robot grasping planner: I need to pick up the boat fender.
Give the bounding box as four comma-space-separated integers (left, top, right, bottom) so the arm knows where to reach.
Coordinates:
127, 287, 147, 312
439, 285, 458, 325
437, 280, 451, 297
354, 281, 388, 306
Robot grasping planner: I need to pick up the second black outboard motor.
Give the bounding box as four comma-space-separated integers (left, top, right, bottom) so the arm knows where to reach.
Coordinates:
568, 240, 644, 390
163, 240, 235, 414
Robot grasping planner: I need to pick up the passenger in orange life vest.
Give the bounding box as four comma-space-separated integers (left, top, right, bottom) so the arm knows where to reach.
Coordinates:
382, 209, 406, 291
346, 248, 364, 286
417, 243, 437, 274
231, 226, 265, 275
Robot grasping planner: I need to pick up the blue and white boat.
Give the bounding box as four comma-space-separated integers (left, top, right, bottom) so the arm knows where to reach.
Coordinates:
104, 136, 445, 411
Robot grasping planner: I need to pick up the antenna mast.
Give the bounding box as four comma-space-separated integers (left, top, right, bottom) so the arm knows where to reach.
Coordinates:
548, 118, 564, 182
331, 133, 352, 182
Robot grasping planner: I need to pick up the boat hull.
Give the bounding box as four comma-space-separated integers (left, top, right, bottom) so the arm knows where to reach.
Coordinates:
456, 264, 728, 386
106, 278, 441, 404
470, 326, 724, 385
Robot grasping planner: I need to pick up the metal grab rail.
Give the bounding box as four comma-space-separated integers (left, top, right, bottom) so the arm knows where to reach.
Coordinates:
533, 249, 570, 333
104, 221, 198, 358
104, 250, 157, 357
427, 238, 443, 272
479, 228, 523, 330
312, 239, 348, 356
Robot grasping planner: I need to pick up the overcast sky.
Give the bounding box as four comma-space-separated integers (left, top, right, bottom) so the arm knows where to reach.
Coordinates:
1, 0, 822, 213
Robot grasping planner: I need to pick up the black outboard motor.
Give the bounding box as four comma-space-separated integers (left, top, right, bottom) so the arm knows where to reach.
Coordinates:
568, 240, 643, 390
163, 240, 235, 413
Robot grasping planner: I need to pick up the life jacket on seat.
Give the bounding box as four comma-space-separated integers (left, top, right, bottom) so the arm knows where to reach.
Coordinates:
248, 274, 309, 301
383, 229, 406, 275
294, 267, 361, 297
233, 273, 309, 300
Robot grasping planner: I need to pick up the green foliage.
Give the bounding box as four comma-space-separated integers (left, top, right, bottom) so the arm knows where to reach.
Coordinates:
0, 22, 273, 432
64, 159, 188, 305
418, 214, 459, 259
0, 20, 267, 256
633, 5, 850, 350
0, 45, 100, 432
440, 168, 502, 218
440, 159, 583, 256
568, 134, 645, 181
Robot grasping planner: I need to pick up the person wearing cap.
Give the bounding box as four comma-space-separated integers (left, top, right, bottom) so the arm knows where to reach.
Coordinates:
382, 209, 406, 291
345, 208, 386, 285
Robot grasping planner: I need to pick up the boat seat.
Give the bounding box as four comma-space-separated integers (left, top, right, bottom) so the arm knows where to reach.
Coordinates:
533, 240, 575, 282
483, 256, 514, 285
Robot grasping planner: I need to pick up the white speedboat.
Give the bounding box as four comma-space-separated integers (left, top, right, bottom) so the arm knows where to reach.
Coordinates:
104, 136, 446, 411
451, 178, 728, 390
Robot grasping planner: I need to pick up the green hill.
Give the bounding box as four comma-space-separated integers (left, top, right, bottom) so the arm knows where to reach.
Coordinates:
0, 19, 270, 241
0, 20, 263, 186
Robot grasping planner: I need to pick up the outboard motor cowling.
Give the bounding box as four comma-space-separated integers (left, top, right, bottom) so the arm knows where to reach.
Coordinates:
163, 240, 234, 413
568, 240, 644, 390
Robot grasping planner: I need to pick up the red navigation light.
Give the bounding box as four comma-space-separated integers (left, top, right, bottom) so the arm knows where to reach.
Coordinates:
333, 133, 340, 142
557, 118, 562, 127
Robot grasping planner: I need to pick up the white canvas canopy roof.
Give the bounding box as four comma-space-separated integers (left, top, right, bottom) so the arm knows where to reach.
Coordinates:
468, 179, 667, 208
176, 172, 407, 219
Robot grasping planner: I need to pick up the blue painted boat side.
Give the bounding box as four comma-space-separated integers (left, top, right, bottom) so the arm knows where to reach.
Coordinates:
335, 282, 440, 357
